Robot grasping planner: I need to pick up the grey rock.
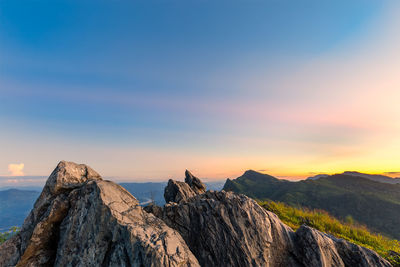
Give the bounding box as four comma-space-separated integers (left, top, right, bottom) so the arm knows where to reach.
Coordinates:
0, 164, 392, 267
154, 190, 299, 267
163, 171, 206, 204
152, 175, 392, 267
164, 179, 197, 204
184, 170, 206, 194
0, 161, 199, 267
294, 225, 391, 267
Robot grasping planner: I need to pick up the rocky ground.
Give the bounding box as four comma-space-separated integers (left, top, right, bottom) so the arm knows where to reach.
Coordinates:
0, 161, 392, 267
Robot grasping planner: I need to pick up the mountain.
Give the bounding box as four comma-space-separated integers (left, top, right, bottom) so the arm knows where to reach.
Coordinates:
0, 189, 40, 231
0, 161, 391, 266
308, 171, 400, 184
224, 170, 400, 239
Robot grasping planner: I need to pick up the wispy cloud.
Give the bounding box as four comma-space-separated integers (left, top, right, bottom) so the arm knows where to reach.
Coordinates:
8, 163, 24, 176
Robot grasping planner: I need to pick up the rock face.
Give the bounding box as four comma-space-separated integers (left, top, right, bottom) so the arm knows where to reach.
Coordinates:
152, 173, 392, 267
0, 161, 199, 267
0, 162, 392, 267
184, 170, 206, 194
163, 170, 206, 204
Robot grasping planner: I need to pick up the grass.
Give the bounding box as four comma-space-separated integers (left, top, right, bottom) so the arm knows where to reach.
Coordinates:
224, 171, 400, 240
259, 200, 400, 266
0, 227, 19, 244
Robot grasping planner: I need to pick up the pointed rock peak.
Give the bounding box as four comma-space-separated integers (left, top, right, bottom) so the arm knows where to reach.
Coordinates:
164, 179, 197, 204
45, 161, 102, 194
185, 170, 206, 193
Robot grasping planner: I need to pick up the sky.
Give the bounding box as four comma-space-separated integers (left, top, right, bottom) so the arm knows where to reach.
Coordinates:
1, 0, 400, 184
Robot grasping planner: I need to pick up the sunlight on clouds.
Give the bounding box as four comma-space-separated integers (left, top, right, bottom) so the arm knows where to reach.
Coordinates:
8, 163, 25, 176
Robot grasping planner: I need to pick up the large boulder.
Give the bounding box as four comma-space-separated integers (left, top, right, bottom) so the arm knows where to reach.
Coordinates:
294, 225, 390, 267
156, 190, 298, 266
0, 161, 199, 267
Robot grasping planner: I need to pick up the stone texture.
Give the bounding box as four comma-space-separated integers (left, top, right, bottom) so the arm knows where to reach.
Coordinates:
164, 179, 197, 204
164, 170, 206, 204
156, 190, 299, 267
152, 175, 391, 267
0, 161, 199, 267
0, 163, 392, 267
184, 170, 206, 194
294, 225, 391, 267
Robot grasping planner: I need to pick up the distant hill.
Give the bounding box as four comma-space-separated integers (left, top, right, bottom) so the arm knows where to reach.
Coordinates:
308, 171, 400, 184
0, 189, 40, 231
223, 170, 400, 239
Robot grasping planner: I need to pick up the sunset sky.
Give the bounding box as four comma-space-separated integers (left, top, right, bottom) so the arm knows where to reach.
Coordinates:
1, 1, 400, 183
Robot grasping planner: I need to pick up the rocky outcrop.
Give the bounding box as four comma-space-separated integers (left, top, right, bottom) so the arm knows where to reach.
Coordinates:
156, 190, 299, 266
163, 170, 206, 204
164, 180, 197, 204
294, 226, 390, 267
0, 161, 199, 267
150, 175, 392, 267
0, 162, 392, 267
184, 170, 206, 194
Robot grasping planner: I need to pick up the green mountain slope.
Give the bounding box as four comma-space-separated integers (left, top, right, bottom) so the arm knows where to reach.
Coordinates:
223, 170, 400, 239
259, 200, 400, 266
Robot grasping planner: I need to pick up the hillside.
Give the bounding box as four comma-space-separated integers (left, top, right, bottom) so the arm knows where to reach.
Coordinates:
308, 171, 400, 184
223, 170, 400, 239
260, 200, 400, 266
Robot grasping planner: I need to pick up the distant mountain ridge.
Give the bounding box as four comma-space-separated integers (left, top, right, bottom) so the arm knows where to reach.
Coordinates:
224, 170, 400, 239
0, 189, 40, 231
308, 171, 400, 184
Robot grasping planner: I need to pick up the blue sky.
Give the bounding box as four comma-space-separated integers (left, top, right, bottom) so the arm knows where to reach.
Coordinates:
2, 0, 400, 182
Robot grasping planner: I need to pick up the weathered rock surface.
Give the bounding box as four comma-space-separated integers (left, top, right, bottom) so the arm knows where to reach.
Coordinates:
184, 170, 206, 194
0, 161, 199, 267
164, 179, 197, 204
150, 174, 392, 267
294, 225, 390, 267
163, 170, 206, 204
0, 162, 392, 267
157, 190, 299, 266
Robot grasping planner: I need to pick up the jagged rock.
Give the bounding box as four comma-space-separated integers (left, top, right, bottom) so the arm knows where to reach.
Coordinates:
294, 225, 390, 267
151, 174, 392, 267
143, 203, 164, 218
164, 171, 206, 204
46, 161, 102, 194
184, 170, 206, 194
164, 179, 197, 203
0, 164, 392, 267
154, 190, 300, 266
0, 161, 199, 267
